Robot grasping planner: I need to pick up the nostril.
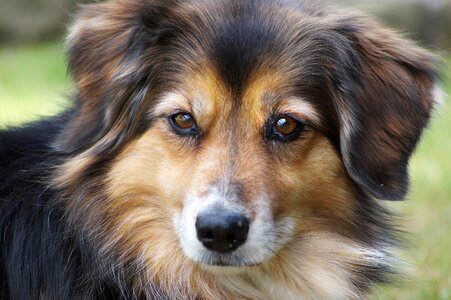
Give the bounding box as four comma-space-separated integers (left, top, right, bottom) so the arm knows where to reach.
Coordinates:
197, 230, 215, 250
197, 228, 212, 239
226, 233, 236, 244
203, 231, 214, 240
195, 211, 250, 253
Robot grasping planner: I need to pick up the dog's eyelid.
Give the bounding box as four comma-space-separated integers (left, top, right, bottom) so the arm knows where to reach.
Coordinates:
282, 113, 307, 124
168, 109, 193, 117
273, 111, 314, 129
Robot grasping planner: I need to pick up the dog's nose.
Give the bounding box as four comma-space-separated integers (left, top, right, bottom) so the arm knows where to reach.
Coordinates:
195, 210, 250, 253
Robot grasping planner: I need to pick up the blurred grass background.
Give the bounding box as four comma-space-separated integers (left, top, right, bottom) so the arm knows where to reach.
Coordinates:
0, 43, 71, 124
0, 0, 450, 299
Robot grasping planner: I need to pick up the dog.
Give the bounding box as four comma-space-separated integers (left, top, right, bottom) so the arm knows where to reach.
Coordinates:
0, 0, 440, 299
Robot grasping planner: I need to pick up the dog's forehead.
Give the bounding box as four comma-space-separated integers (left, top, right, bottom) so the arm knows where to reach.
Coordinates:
156, 0, 340, 122
183, 4, 289, 93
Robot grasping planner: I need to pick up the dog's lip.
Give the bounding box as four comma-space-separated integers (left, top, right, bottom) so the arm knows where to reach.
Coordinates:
198, 260, 262, 267
191, 252, 264, 268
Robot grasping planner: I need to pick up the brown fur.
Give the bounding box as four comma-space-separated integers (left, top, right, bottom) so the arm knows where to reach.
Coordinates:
44, 0, 439, 299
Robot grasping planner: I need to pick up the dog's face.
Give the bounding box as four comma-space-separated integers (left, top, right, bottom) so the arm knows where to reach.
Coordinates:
111, 70, 353, 269
54, 0, 438, 297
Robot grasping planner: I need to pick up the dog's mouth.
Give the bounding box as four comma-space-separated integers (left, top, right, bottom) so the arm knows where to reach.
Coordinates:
188, 251, 265, 275
192, 251, 264, 268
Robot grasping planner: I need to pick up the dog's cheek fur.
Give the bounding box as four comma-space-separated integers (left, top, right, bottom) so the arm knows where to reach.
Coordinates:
72, 127, 199, 299
269, 133, 355, 225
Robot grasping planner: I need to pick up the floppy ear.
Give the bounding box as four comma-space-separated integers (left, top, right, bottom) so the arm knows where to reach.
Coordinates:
56, 1, 173, 155
333, 15, 440, 200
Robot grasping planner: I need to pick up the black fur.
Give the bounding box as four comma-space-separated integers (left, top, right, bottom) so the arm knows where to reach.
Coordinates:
0, 117, 167, 299
0, 0, 437, 298
0, 118, 80, 299
0, 117, 147, 299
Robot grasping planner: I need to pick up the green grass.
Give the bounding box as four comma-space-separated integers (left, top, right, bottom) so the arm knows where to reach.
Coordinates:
0, 44, 450, 299
0, 43, 71, 126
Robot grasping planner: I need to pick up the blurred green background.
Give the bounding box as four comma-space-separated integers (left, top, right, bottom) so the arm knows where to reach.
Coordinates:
0, 0, 450, 299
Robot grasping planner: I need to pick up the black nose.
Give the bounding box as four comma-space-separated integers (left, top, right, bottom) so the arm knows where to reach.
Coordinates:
195, 210, 250, 253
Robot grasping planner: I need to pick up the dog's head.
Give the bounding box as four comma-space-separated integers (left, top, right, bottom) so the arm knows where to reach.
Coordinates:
54, 0, 438, 296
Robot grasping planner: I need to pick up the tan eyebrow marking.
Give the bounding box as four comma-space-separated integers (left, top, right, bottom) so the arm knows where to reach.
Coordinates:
276, 98, 323, 127
150, 90, 220, 130
152, 92, 191, 117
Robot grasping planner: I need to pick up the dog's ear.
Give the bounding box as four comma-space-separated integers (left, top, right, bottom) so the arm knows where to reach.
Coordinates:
55, 1, 174, 155
332, 15, 440, 200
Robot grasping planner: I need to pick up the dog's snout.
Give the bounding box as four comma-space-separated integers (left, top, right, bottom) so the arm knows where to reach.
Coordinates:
195, 211, 249, 253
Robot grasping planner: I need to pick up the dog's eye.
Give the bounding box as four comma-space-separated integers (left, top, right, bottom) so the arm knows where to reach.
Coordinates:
267, 114, 304, 142
275, 116, 298, 136
170, 112, 199, 136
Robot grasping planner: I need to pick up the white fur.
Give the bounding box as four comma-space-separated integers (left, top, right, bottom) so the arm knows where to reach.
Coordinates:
173, 186, 296, 269
433, 84, 445, 107
279, 98, 323, 127
213, 233, 395, 300
66, 14, 114, 46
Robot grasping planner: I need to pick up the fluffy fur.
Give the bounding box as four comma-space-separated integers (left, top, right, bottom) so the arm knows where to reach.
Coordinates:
0, 0, 439, 299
